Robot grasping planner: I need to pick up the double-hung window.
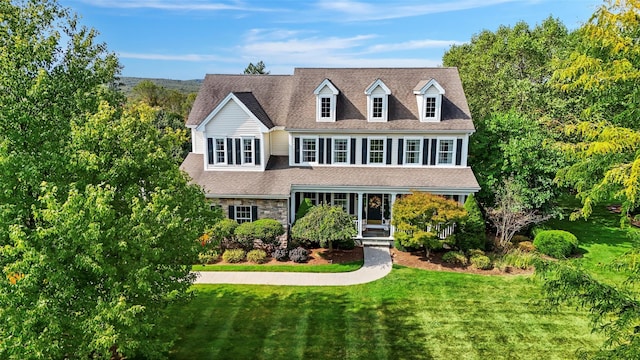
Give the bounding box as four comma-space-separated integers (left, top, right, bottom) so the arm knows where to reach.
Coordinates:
333, 138, 349, 164
302, 138, 317, 163
425, 96, 437, 118
242, 138, 253, 164
369, 138, 385, 164
234, 206, 252, 224
320, 97, 332, 119
372, 97, 383, 119
404, 139, 421, 165
215, 138, 226, 164
438, 139, 455, 165
332, 193, 348, 211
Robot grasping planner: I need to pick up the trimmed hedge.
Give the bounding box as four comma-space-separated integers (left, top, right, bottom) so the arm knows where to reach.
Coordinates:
222, 249, 246, 263
198, 251, 219, 265
470, 255, 493, 270
234, 218, 285, 250
246, 249, 268, 264
533, 230, 578, 259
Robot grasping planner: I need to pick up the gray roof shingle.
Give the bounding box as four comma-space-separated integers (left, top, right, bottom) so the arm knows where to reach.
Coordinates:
187, 68, 474, 132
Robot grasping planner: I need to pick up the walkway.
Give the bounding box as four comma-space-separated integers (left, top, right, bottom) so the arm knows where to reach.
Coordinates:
193, 246, 392, 286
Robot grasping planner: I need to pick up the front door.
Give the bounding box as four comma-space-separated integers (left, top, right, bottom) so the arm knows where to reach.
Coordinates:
366, 194, 383, 223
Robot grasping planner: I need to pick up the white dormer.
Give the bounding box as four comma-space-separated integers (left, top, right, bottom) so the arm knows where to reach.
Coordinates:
365, 79, 391, 122
413, 79, 445, 122
313, 79, 339, 122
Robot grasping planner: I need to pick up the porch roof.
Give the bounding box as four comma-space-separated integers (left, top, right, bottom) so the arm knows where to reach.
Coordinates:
180, 154, 480, 198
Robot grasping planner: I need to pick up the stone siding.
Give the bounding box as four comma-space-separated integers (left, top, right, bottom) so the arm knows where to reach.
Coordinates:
211, 198, 289, 226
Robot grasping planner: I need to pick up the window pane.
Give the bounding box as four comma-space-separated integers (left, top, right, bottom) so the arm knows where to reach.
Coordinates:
438, 139, 454, 164
215, 139, 225, 163
332, 193, 348, 211
302, 138, 316, 162
405, 139, 421, 164
243, 138, 252, 163
425, 97, 436, 118
373, 97, 383, 118
333, 138, 348, 163
369, 139, 384, 164
235, 206, 252, 224
321, 97, 331, 118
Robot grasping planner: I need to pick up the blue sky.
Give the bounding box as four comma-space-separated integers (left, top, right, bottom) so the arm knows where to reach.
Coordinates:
59, 0, 602, 80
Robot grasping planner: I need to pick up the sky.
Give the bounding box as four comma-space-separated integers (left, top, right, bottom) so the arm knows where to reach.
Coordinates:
58, 0, 602, 80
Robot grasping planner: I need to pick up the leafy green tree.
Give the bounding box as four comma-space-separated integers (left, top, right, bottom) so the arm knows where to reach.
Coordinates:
291, 204, 356, 251
243, 60, 270, 74
392, 192, 467, 257
456, 194, 487, 251
131, 79, 167, 107
0, 2, 216, 358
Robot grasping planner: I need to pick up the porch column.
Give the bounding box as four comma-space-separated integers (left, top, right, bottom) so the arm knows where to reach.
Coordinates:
290, 191, 297, 224
357, 192, 363, 238
389, 193, 397, 239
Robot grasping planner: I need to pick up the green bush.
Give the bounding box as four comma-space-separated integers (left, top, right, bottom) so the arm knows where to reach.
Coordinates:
222, 249, 246, 263
251, 219, 285, 244
442, 251, 468, 265
468, 249, 485, 257
470, 255, 493, 270
246, 249, 268, 264
208, 218, 238, 250
335, 238, 356, 250
456, 194, 486, 251
530, 225, 550, 238
518, 241, 536, 252
198, 250, 219, 264
498, 249, 537, 270
295, 198, 314, 221
533, 230, 578, 259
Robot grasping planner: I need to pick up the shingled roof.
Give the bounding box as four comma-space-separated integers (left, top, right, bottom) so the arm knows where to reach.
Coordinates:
187, 68, 474, 132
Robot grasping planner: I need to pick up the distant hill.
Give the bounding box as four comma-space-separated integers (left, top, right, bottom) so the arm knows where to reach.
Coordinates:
118, 77, 203, 96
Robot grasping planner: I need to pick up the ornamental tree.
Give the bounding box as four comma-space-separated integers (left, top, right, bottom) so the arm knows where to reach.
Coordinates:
392, 192, 467, 257
0, 2, 217, 358
291, 204, 357, 251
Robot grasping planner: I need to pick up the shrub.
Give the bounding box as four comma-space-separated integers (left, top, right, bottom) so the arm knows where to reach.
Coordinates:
442, 251, 468, 265
272, 248, 289, 261
295, 198, 314, 221
498, 249, 537, 270
511, 235, 531, 244
251, 219, 285, 244
533, 230, 578, 259
198, 250, 219, 264
209, 218, 239, 251
289, 247, 309, 263
470, 255, 493, 270
335, 238, 356, 250
222, 249, 246, 263
530, 225, 550, 238
456, 194, 487, 251
246, 249, 268, 264
468, 249, 485, 257
518, 241, 536, 252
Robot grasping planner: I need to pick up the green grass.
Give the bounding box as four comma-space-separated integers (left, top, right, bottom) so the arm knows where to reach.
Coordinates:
168, 196, 639, 359
192, 260, 363, 273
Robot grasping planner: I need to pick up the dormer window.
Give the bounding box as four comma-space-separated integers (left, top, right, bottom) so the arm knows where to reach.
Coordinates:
414, 79, 445, 122
365, 79, 391, 122
313, 79, 339, 122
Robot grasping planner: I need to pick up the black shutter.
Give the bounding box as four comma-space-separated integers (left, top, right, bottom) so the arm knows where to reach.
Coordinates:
430, 139, 437, 165
361, 138, 367, 164
350, 138, 356, 164
318, 138, 325, 164
227, 138, 233, 165
255, 138, 261, 165
455, 138, 463, 166
349, 194, 356, 215
397, 138, 404, 165
235, 138, 241, 165
251, 206, 258, 221
294, 137, 300, 164
207, 138, 214, 164
453, 195, 460, 202
228, 205, 235, 220
422, 139, 429, 165
295, 192, 301, 214
386, 138, 392, 165
326, 138, 332, 164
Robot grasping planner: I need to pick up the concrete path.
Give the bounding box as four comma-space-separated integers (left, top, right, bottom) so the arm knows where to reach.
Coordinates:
193, 246, 392, 286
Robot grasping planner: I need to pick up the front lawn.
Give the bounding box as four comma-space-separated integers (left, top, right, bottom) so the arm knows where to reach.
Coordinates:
192, 260, 363, 273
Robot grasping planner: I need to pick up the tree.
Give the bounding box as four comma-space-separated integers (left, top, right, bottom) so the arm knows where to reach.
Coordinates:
456, 194, 487, 251
291, 204, 356, 251
392, 192, 467, 257
243, 60, 270, 75
0, 2, 217, 358
486, 179, 551, 251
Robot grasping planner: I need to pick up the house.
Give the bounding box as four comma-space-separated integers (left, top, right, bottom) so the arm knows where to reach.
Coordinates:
180, 67, 480, 244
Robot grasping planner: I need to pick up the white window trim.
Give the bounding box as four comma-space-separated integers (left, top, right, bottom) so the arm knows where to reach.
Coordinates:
213, 137, 227, 165
436, 138, 456, 166
331, 193, 349, 211
318, 96, 334, 120
423, 96, 439, 121
241, 137, 255, 166
314, 79, 339, 122
331, 136, 350, 164
368, 136, 386, 165
235, 205, 252, 224
367, 95, 388, 122
300, 136, 319, 165
403, 137, 423, 166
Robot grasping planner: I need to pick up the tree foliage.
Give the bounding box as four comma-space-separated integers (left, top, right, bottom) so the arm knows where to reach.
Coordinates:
243, 60, 270, 75
291, 204, 356, 251
456, 194, 486, 251
392, 192, 467, 257
0, 2, 216, 358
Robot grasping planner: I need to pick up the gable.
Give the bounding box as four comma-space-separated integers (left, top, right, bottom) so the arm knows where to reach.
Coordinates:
197, 94, 269, 136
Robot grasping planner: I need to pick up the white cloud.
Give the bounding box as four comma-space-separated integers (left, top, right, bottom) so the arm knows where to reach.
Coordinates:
242, 31, 376, 56
118, 52, 228, 62
78, 0, 274, 12
366, 39, 464, 53
314, 0, 518, 21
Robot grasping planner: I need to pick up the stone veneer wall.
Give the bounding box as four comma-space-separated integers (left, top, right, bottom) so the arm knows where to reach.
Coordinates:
211, 198, 289, 226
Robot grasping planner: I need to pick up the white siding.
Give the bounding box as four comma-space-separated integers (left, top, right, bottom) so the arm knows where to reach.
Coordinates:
262, 133, 271, 167
319, 86, 334, 95
372, 86, 386, 96
270, 130, 289, 156
204, 100, 262, 137
191, 129, 204, 154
